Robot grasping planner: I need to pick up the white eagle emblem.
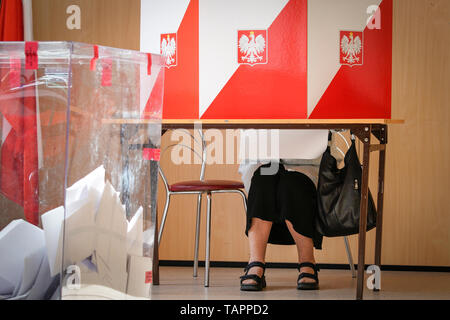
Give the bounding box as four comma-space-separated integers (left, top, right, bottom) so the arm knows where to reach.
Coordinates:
161, 34, 177, 68
238, 31, 266, 65
340, 32, 363, 66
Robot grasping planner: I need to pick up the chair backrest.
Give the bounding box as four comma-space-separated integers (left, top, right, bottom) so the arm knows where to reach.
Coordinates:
158, 129, 207, 191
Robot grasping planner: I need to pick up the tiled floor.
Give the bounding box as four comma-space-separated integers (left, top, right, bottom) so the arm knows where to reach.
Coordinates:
150, 266, 450, 300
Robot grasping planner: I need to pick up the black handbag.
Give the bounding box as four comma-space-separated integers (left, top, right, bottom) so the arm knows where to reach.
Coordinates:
315, 132, 377, 237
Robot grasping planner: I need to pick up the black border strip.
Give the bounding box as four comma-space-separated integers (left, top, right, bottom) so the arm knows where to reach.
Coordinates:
159, 260, 450, 273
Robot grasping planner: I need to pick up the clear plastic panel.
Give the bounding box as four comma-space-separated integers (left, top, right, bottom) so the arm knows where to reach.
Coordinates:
0, 42, 70, 300
0, 42, 164, 300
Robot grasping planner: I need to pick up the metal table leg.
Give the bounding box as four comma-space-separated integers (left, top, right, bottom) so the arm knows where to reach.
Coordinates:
374, 127, 387, 279
356, 126, 371, 300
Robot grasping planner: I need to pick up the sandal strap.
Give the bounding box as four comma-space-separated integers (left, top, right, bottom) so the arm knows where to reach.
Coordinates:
244, 261, 266, 273
298, 262, 319, 272
240, 274, 264, 284
298, 272, 318, 282
297, 262, 319, 285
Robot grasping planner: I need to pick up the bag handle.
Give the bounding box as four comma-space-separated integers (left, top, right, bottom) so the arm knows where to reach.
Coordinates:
329, 130, 355, 158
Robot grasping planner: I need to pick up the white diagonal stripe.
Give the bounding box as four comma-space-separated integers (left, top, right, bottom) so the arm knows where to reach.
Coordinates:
140, 0, 190, 53
199, 0, 289, 118
307, 0, 383, 117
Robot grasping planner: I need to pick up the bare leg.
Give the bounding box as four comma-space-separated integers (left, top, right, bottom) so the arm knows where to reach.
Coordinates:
243, 217, 272, 285
285, 220, 316, 283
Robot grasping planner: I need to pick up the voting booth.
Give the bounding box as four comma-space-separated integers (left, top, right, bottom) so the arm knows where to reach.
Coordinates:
0, 42, 164, 299
141, 0, 392, 120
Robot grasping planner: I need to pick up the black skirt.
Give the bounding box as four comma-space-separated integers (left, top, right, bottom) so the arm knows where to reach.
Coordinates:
245, 163, 323, 250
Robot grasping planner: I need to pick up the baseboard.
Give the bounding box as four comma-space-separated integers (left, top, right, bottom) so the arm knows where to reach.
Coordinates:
159, 260, 450, 273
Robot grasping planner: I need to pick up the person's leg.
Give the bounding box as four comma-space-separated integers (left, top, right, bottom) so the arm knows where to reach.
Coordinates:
243, 163, 281, 286
285, 219, 316, 283
277, 170, 320, 285
242, 217, 273, 285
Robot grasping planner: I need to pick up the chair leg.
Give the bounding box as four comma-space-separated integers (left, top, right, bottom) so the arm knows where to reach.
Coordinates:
204, 192, 212, 287
237, 190, 248, 212
344, 236, 356, 278
193, 193, 202, 278
158, 193, 171, 246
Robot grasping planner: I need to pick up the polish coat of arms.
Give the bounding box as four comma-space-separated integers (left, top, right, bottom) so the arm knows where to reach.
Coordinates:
238, 30, 267, 66
340, 31, 363, 67
161, 33, 177, 68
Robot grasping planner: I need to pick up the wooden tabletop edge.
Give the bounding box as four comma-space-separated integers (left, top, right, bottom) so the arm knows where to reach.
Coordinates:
161, 119, 405, 124
101, 118, 405, 125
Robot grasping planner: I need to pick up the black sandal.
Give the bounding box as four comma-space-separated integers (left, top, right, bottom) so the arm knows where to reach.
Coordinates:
297, 262, 320, 290
240, 261, 266, 291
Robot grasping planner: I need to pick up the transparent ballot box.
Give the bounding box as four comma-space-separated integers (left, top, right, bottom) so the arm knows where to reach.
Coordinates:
0, 42, 164, 299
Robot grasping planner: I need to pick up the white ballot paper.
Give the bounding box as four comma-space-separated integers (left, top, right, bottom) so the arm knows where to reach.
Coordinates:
127, 206, 143, 257
25, 253, 53, 300
0, 219, 52, 299
41, 206, 64, 277
42, 166, 105, 277
66, 166, 105, 211
126, 255, 152, 298
41, 194, 96, 277
12, 247, 46, 298
32, 165, 150, 298
63, 196, 96, 267
95, 181, 128, 292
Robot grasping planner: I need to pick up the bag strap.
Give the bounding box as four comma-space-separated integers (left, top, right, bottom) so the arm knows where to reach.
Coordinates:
329, 130, 355, 157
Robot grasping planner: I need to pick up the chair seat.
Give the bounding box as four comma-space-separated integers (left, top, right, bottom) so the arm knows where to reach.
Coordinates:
168, 180, 245, 192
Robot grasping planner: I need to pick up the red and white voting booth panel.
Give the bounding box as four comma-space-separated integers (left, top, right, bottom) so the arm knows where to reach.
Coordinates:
140, 0, 392, 119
